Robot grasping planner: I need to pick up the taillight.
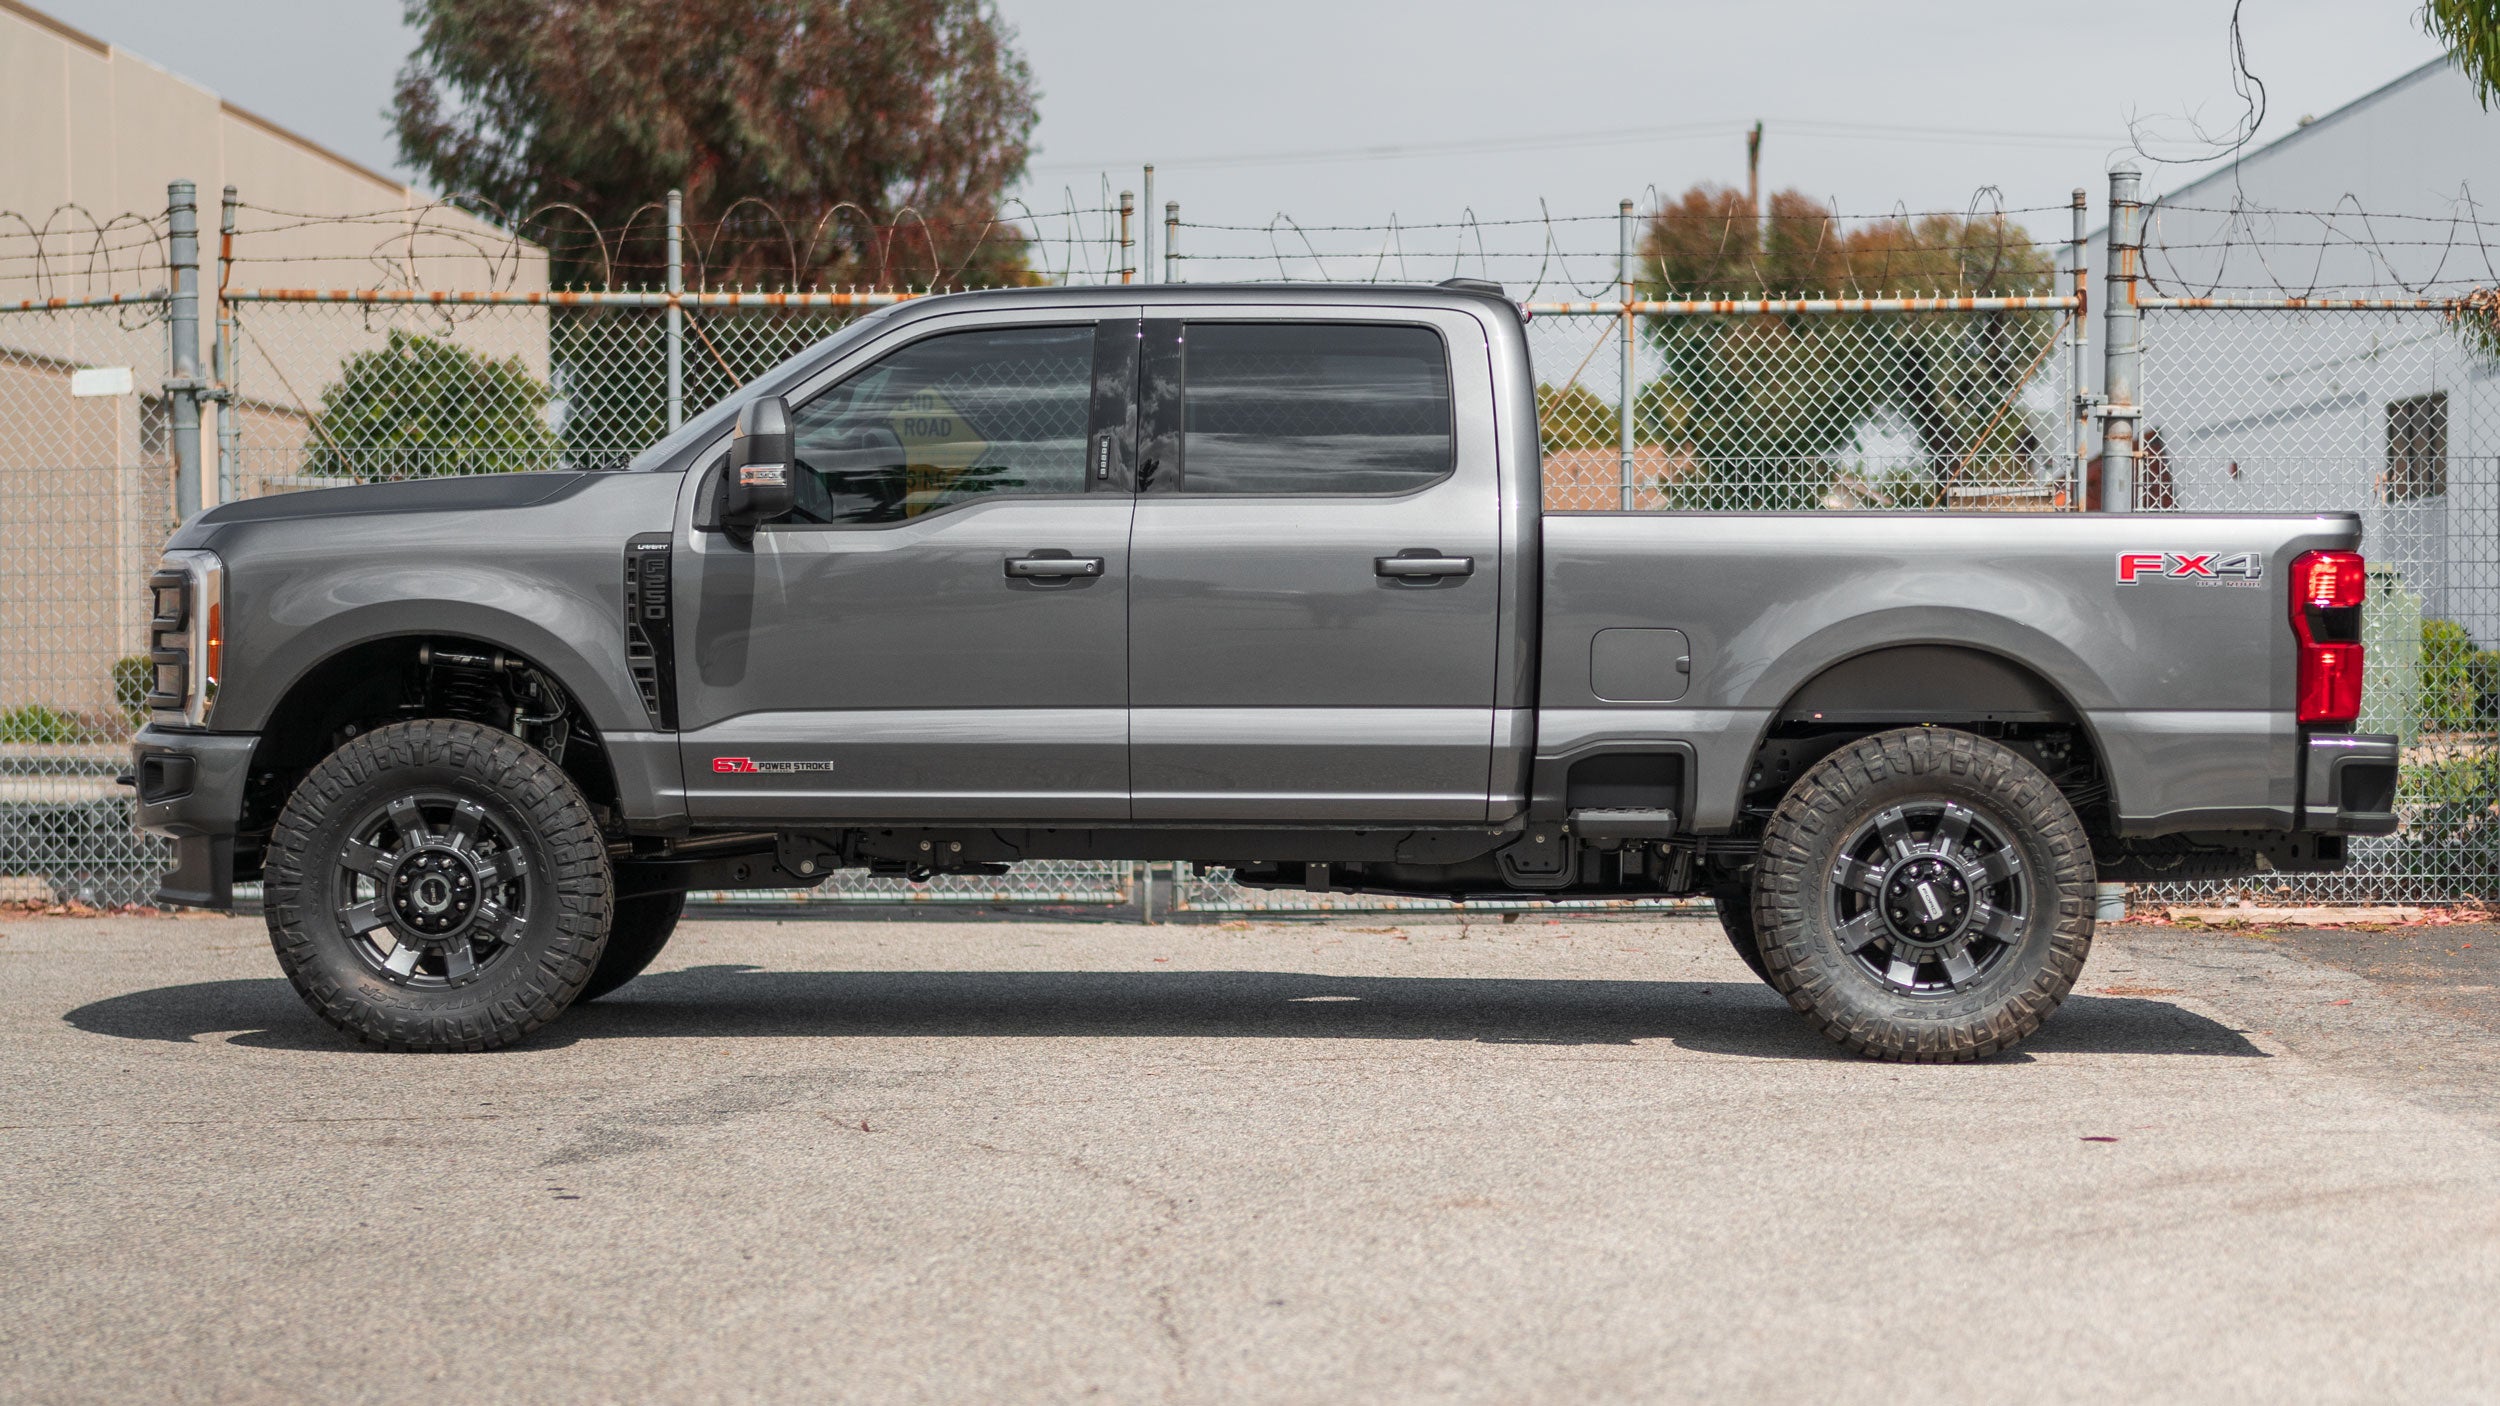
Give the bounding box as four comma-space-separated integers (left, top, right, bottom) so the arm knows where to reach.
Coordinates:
2290, 549, 2365, 727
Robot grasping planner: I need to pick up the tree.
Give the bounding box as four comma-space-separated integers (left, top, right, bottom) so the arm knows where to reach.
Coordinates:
306, 330, 561, 479
1634, 185, 2057, 509
2422, 0, 2500, 107
393, 0, 1038, 290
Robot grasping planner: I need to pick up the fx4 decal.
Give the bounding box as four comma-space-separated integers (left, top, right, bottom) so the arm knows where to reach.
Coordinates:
711, 757, 836, 774
2116, 551, 2265, 587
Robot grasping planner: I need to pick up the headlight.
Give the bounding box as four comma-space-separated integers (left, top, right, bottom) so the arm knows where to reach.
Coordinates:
146, 549, 224, 728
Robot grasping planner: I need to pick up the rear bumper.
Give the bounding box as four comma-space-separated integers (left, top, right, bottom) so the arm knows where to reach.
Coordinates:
2301, 731, 2398, 835
130, 726, 258, 910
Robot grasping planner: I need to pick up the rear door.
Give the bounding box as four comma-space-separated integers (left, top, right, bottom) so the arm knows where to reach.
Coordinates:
676, 308, 1142, 822
1125, 306, 1504, 821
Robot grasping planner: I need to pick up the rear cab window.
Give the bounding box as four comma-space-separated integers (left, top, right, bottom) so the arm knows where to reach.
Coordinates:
1167, 322, 1454, 495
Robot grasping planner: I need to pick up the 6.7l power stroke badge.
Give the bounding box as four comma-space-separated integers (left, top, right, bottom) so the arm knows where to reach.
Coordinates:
711, 757, 836, 774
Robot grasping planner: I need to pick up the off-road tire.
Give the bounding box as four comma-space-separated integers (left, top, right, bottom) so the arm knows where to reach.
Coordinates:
575, 889, 685, 1003
1710, 884, 1773, 986
1753, 728, 2094, 1062
263, 719, 611, 1051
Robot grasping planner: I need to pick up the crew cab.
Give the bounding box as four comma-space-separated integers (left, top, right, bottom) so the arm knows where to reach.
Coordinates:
130, 282, 2398, 1058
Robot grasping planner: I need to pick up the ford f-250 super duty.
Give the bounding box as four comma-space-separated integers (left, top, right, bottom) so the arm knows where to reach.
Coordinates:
128, 281, 2399, 1060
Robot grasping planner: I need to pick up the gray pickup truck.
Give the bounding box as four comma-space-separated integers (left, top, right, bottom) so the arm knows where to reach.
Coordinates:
130, 281, 2397, 1059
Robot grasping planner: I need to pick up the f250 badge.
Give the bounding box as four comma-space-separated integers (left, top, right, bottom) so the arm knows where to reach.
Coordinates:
2116, 551, 2265, 588
712, 757, 835, 774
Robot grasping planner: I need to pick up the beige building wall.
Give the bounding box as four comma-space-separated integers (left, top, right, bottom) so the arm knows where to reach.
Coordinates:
0, 0, 548, 719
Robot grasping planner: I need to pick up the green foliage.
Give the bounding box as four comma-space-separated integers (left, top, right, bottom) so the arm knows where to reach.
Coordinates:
305, 330, 560, 479
2403, 750, 2500, 879
0, 704, 83, 744
112, 655, 153, 727
393, 0, 1036, 289
2415, 616, 2500, 732
1634, 186, 2057, 510
2421, 0, 2500, 108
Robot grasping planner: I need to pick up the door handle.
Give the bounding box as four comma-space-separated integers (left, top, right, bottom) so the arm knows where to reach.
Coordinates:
1374, 554, 1474, 579
1005, 554, 1105, 579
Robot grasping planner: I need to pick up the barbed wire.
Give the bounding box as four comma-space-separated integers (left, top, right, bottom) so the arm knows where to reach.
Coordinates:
1165, 195, 2077, 298
2142, 192, 2500, 298
0, 206, 169, 302
221, 191, 1131, 294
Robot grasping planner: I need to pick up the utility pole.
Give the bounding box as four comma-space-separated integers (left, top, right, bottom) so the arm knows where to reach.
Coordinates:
1746, 120, 1764, 250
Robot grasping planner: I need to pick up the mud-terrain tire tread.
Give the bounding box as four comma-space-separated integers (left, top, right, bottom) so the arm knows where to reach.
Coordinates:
575, 889, 685, 1003
1751, 727, 2094, 1063
262, 719, 611, 1052
1711, 884, 1774, 986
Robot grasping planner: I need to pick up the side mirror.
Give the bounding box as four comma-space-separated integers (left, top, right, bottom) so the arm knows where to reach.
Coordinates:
721, 395, 796, 541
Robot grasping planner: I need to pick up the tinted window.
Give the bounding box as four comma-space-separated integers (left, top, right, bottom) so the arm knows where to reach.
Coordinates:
785, 325, 1093, 524
1180, 323, 1453, 494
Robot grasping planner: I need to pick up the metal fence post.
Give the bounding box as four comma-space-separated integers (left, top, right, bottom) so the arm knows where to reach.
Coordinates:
1141, 165, 1154, 283
215, 184, 238, 504
2068, 186, 2088, 509
166, 180, 202, 522
2097, 164, 2143, 513
1164, 201, 1179, 284
1618, 197, 1635, 511
665, 188, 684, 431
1118, 190, 1134, 285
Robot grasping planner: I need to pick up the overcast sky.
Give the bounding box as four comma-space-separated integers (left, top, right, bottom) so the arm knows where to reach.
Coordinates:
42, 0, 2452, 243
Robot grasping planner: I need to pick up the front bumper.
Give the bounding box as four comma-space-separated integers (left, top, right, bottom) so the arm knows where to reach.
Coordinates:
130, 725, 258, 909
2301, 731, 2399, 835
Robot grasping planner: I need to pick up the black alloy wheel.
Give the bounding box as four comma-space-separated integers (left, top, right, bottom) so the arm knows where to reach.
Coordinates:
1825, 800, 2027, 996
332, 792, 533, 987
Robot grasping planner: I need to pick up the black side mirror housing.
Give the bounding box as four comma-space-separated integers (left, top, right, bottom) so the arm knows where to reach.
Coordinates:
721, 395, 796, 541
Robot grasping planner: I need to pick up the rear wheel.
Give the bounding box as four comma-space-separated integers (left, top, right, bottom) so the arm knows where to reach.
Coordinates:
262, 719, 611, 1052
1753, 728, 2093, 1062
1710, 884, 1773, 986
575, 889, 686, 1002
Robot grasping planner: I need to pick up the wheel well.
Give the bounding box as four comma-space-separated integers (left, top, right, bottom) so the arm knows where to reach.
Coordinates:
1743, 646, 2112, 834
241, 635, 621, 860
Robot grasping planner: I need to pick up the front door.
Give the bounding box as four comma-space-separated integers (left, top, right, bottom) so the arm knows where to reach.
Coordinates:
1125, 310, 1504, 821
678, 313, 1139, 822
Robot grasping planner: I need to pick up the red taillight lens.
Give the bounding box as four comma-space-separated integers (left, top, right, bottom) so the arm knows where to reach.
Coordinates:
2290, 549, 2365, 726
2296, 551, 2365, 611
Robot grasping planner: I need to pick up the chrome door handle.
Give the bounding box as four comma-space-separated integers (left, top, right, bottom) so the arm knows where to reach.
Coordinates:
1005, 554, 1105, 579
1374, 554, 1474, 579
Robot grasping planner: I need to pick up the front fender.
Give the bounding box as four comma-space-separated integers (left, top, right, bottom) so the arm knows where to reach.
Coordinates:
215, 574, 641, 735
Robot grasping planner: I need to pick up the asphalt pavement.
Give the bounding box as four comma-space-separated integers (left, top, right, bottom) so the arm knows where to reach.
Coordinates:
4, 908, 2498, 1403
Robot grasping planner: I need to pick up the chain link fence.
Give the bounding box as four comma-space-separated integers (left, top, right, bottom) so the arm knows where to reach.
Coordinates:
0, 297, 174, 904
2134, 302, 2499, 902
1525, 298, 2081, 512
8, 182, 2500, 910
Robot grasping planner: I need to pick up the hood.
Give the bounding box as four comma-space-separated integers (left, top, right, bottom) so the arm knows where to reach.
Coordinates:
168, 472, 600, 546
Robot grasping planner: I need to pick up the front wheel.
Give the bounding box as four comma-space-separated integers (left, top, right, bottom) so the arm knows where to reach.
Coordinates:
1753, 728, 2094, 1062
262, 719, 612, 1052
